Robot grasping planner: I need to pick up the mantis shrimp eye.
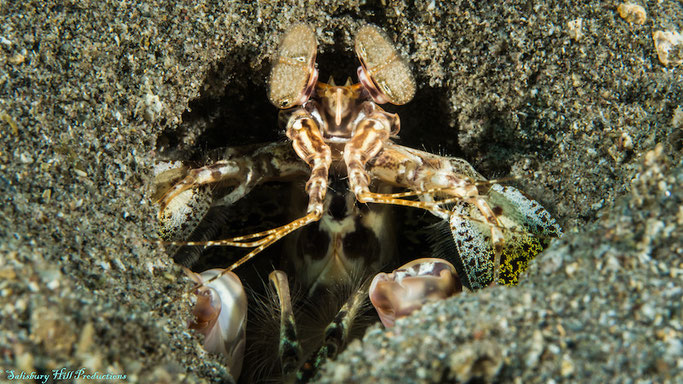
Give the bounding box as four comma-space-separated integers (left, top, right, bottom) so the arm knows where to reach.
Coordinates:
187, 269, 247, 379
354, 24, 416, 105
369, 258, 461, 327
268, 23, 319, 109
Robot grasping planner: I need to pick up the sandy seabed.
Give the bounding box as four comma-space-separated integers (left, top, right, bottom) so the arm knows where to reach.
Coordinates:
1, 1, 681, 383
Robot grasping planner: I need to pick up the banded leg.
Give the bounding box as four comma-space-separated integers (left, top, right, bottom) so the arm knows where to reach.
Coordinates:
296, 281, 370, 383
366, 143, 561, 288
356, 143, 523, 286
269, 270, 302, 379
343, 106, 397, 199
287, 109, 332, 219
167, 111, 334, 292
156, 142, 307, 226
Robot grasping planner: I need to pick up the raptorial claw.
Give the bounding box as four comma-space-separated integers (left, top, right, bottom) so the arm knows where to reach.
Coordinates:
154, 22, 565, 383
186, 268, 248, 379
153, 162, 212, 241
369, 258, 461, 327
442, 184, 563, 290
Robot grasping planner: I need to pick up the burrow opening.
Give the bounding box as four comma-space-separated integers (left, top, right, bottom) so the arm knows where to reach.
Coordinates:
153, 35, 554, 382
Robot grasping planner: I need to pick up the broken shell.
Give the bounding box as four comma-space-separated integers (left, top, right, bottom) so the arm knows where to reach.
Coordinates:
187, 268, 247, 379
653, 30, 683, 67
369, 258, 461, 327
617, 3, 647, 25
268, 23, 319, 109
355, 24, 415, 105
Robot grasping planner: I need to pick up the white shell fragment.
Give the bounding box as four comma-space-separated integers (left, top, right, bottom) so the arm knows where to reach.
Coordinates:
188, 269, 247, 379
653, 30, 683, 67
268, 23, 319, 109
369, 258, 461, 327
355, 24, 415, 105
617, 3, 647, 25
567, 18, 583, 41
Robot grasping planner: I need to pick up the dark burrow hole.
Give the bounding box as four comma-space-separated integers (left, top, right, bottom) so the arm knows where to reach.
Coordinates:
155, 50, 465, 383
154, 34, 555, 382
155, 60, 279, 161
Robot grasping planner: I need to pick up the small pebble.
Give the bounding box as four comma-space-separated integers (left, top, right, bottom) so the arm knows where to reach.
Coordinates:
8, 53, 25, 65
617, 3, 647, 25
567, 19, 583, 41
653, 30, 683, 67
